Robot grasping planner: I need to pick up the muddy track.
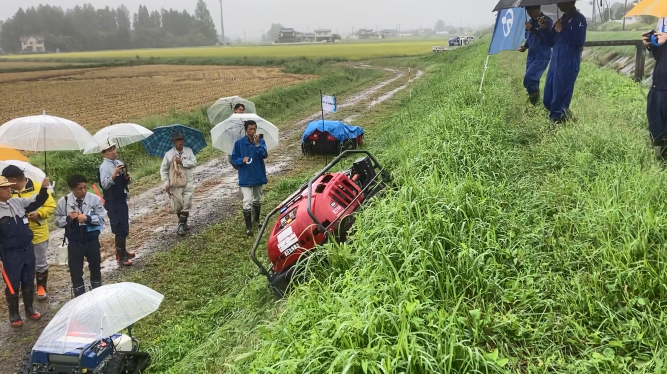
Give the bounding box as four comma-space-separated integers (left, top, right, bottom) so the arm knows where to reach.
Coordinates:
0, 63, 423, 373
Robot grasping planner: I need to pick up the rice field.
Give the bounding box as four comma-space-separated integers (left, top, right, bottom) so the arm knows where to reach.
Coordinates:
0, 40, 452, 62
0, 65, 315, 131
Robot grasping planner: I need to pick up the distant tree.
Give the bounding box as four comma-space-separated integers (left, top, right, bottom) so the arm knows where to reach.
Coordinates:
194, 0, 217, 42
434, 19, 446, 32
263, 23, 284, 42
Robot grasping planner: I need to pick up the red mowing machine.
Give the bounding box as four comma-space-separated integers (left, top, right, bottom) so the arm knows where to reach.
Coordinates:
250, 150, 391, 298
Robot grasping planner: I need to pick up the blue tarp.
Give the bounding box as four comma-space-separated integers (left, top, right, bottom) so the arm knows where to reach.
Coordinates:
302, 120, 364, 143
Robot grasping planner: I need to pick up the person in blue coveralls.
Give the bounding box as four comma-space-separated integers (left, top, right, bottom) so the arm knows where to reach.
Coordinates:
540, 1, 587, 125
231, 120, 268, 237
518, 5, 553, 106
643, 25, 667, 157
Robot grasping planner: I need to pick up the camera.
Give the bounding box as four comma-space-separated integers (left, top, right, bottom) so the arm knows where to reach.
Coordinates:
259, 134, 264, 139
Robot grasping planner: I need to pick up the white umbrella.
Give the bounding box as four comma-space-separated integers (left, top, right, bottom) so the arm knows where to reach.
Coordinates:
0, 160, 46, 182
207, 96, 256, 126
210, 113, 279, 155
83, 123, 154, 154
32, 282, 163, 354
0, 112, 96, 152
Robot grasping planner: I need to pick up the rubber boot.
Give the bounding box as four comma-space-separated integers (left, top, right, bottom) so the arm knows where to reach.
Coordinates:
116, 236, 135, 259
243, 210, 253, 237
36, 270, 48, 301
72, 285, 86, 298
177, 213, 186, 236
528, 91, 539, 106
655, 146, 665, 158
182, 211, 190, 231
252, 204, 261, 227
6, 290, 22, 328
22, 285, 41, 321
91, 281, 102, 290
115, 237, 133, 267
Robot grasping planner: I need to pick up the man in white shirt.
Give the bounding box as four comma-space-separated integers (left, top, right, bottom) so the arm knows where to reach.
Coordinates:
160, 132, 197, 235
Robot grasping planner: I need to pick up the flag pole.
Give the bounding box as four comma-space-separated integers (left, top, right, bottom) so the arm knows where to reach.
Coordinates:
479, 55, 490, 93
320, 90, 327, 166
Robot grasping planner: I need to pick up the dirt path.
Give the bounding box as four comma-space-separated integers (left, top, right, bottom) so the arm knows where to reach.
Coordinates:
0, 63, 423, 373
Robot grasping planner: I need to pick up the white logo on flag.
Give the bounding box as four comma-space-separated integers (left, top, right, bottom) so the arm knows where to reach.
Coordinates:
502, 9, 514, 37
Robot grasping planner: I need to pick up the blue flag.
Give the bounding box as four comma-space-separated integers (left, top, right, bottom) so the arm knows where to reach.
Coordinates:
488, 7, 527, 55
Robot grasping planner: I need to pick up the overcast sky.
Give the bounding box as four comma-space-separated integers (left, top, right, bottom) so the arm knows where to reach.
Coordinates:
1, 0, 596, 41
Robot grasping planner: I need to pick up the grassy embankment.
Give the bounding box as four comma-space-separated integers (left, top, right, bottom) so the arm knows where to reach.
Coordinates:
116, 35, 664, 373
27, 59, 385, 198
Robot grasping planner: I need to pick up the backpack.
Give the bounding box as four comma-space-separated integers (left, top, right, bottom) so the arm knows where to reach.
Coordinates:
169, 155, 187, 187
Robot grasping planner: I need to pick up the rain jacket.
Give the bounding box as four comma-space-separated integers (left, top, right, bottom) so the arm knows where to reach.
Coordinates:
231, 136, 268, 187
11, 179, 56, 244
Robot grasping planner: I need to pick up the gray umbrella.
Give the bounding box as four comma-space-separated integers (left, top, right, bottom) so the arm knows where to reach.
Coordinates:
492, 0, 577, 12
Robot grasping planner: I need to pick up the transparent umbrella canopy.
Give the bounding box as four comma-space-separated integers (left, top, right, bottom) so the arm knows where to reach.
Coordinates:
84, 123, 154, 154
210, 113, 279, 155
207, 96, 256, 126
32, 282, 164, 355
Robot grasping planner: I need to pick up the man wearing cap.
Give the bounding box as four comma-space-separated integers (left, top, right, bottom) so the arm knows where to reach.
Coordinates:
98, 139, 133, 266
3, 165, 56, 301
160, 132, 197, 235
54, 174, 106, 298
0, 174, 50, 327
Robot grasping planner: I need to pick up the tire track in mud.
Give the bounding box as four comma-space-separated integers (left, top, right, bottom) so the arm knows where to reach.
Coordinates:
0, 63, 423, 373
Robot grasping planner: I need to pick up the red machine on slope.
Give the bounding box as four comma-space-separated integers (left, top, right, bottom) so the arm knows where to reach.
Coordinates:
250, 150, 391, 298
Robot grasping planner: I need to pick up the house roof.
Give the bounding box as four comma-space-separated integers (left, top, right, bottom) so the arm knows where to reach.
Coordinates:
314, 29, 331, 32
19, 35, 44, 42
279, 28, 295, 32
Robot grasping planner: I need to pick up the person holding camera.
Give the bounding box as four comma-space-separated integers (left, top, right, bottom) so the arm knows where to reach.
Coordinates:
643, 29, 667, 157
540, 1, 587, 125
0, 174, 50, 327
55, 175, 106, 298
98, 139, 133, 267
160, 132, 197, 236
3, 166, 56, 302
231, 120, 268, 237
518, 6, 553, 106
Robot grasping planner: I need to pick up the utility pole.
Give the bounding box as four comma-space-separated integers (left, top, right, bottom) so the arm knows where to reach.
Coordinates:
219, 0, 225, 45
244, 30, 246, 41
591, 0, 596, 31
623, 0, 627, 30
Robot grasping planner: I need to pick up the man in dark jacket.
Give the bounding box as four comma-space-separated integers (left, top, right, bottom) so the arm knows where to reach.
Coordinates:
518, 6, 553, 105
644, 30, 667, 157
231, 120, 268, 236
541, 1, 587, 124
0, 174, 50, 327
98, 139, 133, 266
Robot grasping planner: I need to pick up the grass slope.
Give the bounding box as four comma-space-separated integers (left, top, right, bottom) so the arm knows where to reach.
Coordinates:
236, 42, 665, 372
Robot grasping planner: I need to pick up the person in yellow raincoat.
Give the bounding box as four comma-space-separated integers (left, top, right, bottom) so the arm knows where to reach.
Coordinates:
3, 166, 56, 301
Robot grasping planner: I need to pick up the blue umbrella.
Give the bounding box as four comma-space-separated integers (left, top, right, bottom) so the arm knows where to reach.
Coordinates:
140, 124, 207, 158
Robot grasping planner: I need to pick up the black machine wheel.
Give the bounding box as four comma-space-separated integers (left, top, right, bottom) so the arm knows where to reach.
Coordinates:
336, 214, 357, 243
16, 351, 34, 374
95, 352, 151, 374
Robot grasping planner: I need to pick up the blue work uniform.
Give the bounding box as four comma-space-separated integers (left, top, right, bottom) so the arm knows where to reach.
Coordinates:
99, 158, 130, 238
522, 14, 553, 95
0, 189, 48, 294
646, 32, 667, 146
541, 9, 587, 121
231, 137, 268, 187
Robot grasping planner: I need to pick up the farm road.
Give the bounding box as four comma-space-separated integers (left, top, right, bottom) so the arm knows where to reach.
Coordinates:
0, 63, 423, 373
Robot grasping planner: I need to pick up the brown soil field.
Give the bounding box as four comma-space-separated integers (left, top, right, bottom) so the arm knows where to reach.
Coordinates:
0, 65, 317, 130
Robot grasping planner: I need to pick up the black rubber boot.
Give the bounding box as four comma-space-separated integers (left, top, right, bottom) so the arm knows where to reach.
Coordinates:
529, 91, 540, 106
6, 289, 22, 327
177, 213, 187, 236
72, 285, 86, 298
91, 281, 102, 290
36, 270, 48, 301
182, 211, 190, 231
22, 285, 41, 321
243, 209, 253, 237
252, 204, 261, 227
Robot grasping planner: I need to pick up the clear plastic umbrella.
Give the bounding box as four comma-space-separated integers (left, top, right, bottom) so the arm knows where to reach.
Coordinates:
210, 113, 279, 155
0, 160, 46, 182
0, 111, 96, 152
32, 282, 164, 354
207, 96, 256, 126
83, 123, 154, 154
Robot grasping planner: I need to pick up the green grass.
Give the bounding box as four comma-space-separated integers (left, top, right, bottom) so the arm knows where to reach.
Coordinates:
0, 40, 452, 63
32, 61, 385, 198
111, 38, 667, 374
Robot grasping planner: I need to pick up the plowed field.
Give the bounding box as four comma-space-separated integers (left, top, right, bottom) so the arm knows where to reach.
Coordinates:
0, 65, 316, 130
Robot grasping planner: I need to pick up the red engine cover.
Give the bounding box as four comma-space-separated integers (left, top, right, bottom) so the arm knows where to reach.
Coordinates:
267, 172, 364, 274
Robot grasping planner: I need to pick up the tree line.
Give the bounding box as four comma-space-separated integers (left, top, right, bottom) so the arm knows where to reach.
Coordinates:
0, 0, 219, 53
